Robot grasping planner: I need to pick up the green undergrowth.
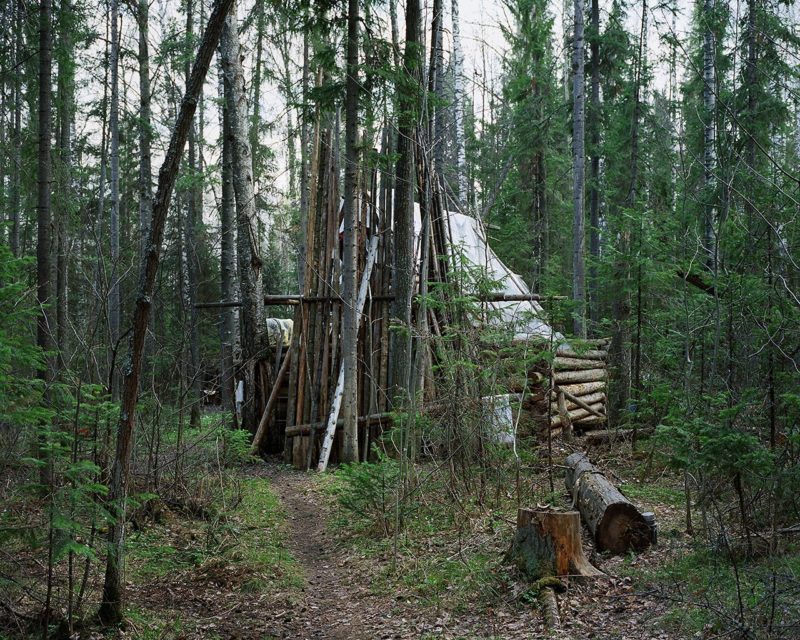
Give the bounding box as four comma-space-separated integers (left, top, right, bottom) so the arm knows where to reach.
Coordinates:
127, 474, 302, 605
321, 461, 520, 612
634, 543, 800, 638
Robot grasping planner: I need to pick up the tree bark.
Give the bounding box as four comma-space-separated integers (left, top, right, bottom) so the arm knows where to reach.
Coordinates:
390, 0, 421, 405
565, 453, 651, 554
451, 0, 468, 210
340, 0, 360, 463
571, 0, 586, 338
220, 3, 266, 431
218, 62, 237, 426
98, 0, 234, 623
109, 0, 121, 400
36, 0, 55, 485
510, 508, 604, 580
184, 0, 202, 430
587, 0, 600, 327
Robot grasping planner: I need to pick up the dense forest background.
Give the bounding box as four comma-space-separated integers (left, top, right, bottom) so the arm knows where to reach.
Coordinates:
1, 0, 799, 637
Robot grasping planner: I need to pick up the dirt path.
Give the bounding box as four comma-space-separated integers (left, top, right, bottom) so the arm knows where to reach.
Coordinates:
258, 465, 415, 640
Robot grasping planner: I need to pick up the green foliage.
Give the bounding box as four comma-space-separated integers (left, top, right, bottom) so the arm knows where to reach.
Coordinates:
334, 449, 406, 536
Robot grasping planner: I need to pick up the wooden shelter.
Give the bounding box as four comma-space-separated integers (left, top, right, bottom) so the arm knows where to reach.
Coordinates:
247, 128, 610, 468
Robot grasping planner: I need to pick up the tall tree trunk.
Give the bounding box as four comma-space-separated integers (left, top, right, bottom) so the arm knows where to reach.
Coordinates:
220, 2, 266, 432
571, 0, 586, 338
390, 0, 421, 404
218, 63, 237, 426
587, 0, 600, 328
429, 0, 444, 179
185, 0, 202, 430
702, 0, 716, 268
98, 0, 234, 624
451, 0, 468, 210
9, 0, 22, 257
56, 0, 75, 367
341, 0, 360, 463
610, 0, 646, 423
36, 0, 55, 476
109, 0, 121, 400
137, 0, 153, 262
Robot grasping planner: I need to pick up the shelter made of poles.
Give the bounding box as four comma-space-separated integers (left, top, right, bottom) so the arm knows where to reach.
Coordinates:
252, 131, 610, 469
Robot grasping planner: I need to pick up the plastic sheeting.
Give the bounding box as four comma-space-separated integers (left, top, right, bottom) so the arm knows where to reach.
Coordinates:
418, 209, 563, 343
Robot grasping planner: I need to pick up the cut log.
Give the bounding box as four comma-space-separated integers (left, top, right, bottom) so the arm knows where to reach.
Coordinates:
553, 356, 607, 371
509, 508, 605, 581
556, 347, 607, 360
556, 381, 606, 397
553, 368, 607, 384
250, 345, 293, 454
565, 453, 651, 554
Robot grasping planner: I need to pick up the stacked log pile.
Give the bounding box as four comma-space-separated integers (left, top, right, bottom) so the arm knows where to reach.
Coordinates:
520, 337, 610, 434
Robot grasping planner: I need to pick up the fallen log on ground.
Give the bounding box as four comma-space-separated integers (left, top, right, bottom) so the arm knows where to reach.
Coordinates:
565, 453, 651, 554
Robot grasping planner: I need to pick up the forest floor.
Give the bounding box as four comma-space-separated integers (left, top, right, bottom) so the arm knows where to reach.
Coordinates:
107, 448, 694, 640
5, 439, 796, 639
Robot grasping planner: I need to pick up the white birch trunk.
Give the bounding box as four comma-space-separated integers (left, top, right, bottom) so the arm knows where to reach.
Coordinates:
451, 0, 468, 209
317, 235, 380, 472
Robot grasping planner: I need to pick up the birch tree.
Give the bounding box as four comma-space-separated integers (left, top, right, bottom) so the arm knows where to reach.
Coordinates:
451, 0, 468, 209
220, 1, 266, 431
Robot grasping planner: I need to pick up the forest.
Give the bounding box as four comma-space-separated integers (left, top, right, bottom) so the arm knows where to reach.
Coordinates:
0, 0, 799, 637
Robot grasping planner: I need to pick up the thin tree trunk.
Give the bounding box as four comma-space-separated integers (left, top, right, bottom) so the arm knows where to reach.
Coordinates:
109, 0, 121, 400
36, 0, 55, 485
341, 0, 360, 463
390, 0, 421, 404
9, 0, 22, 257
571, 0, 586, 338
588, 0, 600, 328
55, 1, 74, 366
219, 64, 237, 426
702, 0, 716, 268
185, 0, 202, 430
98, 0, 234, 624
451, 0, 468, 209
220, 2, 266, 432
137, 0, 153, 262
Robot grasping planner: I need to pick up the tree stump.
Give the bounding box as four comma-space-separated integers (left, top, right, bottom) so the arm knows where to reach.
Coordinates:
509, 508, 605, 581
565, 452, 651, 554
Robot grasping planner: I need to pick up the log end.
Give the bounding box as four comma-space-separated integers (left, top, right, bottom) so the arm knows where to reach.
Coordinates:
597, 502, 651, 554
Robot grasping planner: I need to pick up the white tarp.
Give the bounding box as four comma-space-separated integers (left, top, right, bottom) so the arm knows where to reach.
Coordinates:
414, 207, 563, 343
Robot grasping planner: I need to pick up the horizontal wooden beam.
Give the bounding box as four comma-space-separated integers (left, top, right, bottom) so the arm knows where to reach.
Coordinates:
198, 293, 566, 309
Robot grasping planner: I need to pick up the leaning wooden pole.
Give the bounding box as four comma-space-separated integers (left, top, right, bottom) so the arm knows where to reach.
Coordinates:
317, 235, 380, 472
98, 0, 234, 624
250, 344, 293, 455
